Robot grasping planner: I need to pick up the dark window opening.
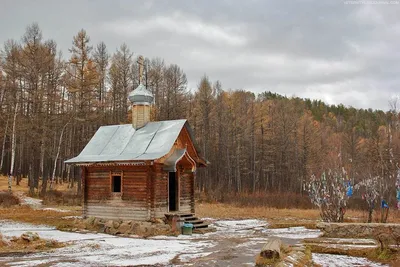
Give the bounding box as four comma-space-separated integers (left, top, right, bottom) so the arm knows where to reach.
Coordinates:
112, 176, 121, 193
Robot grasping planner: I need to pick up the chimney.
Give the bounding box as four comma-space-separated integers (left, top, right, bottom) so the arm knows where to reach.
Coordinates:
128, 56, 154, 129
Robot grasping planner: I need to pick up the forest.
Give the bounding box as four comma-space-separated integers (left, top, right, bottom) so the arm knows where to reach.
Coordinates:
0, 23, 399, 207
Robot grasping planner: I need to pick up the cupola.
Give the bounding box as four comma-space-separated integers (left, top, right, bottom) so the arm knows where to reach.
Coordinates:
128, 56, 154, 129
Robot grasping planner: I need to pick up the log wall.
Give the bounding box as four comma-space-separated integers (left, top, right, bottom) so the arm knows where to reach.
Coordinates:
84, 166, 151, 220
180, 171, 195, 213
152, 163, 168, 218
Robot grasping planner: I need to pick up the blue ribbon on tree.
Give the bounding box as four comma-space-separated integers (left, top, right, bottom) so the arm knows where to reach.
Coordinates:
346, 181, 353, 197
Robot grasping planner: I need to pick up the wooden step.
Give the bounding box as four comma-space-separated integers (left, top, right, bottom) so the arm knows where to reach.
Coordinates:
164, 213, 210, 230
183, 216, 198, 221
179, 213, 195, 218
192, 222, 210, 229
165, 213, 193, 220
186, 219, 204, 225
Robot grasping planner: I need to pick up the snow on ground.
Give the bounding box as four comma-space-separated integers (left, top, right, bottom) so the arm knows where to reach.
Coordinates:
42, 208, 70, 213
263, 226, 321, 239
16, 193, 71, 213
18, 196, 43, 208
213, 219, 268, 230
312, 253, 389, 267
0, 219, 388, 267
0, 220, 214, 267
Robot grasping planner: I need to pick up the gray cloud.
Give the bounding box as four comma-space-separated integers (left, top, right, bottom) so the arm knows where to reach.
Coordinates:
1, 0, 400, 110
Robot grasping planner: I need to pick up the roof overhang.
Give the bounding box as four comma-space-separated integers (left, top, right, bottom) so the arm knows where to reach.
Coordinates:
71, 161, 152, 167
163, 148, 198, 172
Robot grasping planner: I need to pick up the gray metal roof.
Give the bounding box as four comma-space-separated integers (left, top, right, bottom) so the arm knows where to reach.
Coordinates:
65, 119, 188, 164
163, 149, 186, 172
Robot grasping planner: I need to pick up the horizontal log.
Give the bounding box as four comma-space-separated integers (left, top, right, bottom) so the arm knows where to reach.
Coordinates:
86, 205, 149, 211
123, 185, 147, 189
87, 200, 146, 205
86, 185, 110, 189
179, 207, 191, 213
260, 238, 281, 259
124, 176, 148, 179
123, 180, 147, 184
86, 213, 149, 221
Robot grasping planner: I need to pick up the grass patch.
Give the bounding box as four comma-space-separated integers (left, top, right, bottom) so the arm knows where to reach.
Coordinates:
0, 206, 80, 229
197, 191, 314, 209
197, 203, 400, 224
0, 176, 75, 195
197, 203, 320, 220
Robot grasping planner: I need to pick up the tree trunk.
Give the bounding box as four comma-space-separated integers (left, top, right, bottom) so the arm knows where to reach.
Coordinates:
368, 206, 373, 223
50, 122, 69, 190
0, 116, 9, 173
10, 102, 19, 181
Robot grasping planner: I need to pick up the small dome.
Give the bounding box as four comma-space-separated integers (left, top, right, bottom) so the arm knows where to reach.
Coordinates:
128, 84, 154, 104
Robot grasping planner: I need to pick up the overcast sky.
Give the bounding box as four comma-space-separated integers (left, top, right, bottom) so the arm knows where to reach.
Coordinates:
1, 0, 400, 110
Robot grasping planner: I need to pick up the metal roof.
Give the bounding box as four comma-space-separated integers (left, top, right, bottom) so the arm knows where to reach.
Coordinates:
128, 84, 154, 104
163, 149, 186, 172
65, 119, 189, 164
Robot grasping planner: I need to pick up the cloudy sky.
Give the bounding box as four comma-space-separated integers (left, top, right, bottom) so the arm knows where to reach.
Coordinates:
1, 0, 400, 110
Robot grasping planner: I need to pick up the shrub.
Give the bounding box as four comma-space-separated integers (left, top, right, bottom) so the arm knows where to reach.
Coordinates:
0, 191, 20, 207
42, 189, 81, 206
306, 168, 350, 222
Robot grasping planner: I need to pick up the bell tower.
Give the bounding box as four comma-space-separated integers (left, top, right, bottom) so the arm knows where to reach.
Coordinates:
128, 56, 154, 129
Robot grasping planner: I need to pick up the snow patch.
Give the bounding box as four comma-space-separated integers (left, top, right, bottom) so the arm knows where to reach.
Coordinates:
312, 253, 389, 267
214, 219, 268, 230
0, 220, 215, 266
42, 208, 70, 213
20, 196, 43, 208
263, 226, 321, 239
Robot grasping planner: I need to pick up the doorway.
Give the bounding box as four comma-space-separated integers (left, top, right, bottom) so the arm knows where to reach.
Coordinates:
168, 172, 179, 211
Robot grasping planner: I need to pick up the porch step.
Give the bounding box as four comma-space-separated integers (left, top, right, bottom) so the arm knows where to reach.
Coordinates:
179, 213, 195, 218
186, 219, 204, 225
165, 212, 210, 230
191, 222, 210, 229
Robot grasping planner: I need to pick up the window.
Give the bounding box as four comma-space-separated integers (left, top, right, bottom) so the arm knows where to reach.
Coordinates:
112, 175, 121, 193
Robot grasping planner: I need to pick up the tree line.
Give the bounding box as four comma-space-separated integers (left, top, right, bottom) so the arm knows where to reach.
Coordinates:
0, 23, 399, 207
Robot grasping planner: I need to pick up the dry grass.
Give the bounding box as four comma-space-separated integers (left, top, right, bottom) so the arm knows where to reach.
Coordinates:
197, 203, 320, 220
0, 191, 20, 207
0, 206, 80, 229
197, 203, 400, 227
198, 191, 314, 209
0, 232, 65, 254
0, 175, 72, 194
42, 189, 82, 206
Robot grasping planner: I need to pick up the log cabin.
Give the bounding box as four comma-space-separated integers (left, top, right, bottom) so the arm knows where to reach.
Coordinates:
65, 59, 206, 221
